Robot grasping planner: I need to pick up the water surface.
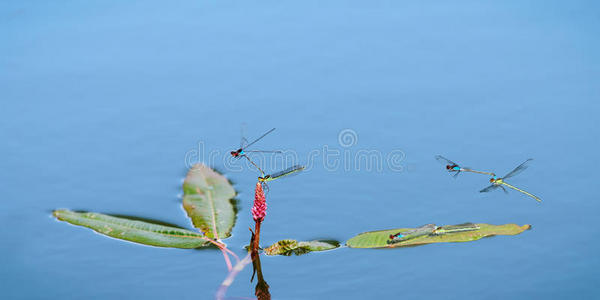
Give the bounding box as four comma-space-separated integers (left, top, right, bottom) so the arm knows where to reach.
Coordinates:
2, 1, 599, 299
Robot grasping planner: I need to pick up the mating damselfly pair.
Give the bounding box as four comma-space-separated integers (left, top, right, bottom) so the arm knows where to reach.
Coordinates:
387, 223, 481, 244
436, 155, 541, 203
230, 127, 305, 186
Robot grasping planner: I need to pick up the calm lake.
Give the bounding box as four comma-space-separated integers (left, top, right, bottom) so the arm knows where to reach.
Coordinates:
2, 1, 599, 299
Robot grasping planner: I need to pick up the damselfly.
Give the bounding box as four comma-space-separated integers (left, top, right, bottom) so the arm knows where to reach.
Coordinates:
231, 127, 281, 174
479, 159, 541, 203
435, 155, 495, 178
387, 224, 437, 244
431, 223, 480, 235
258, 165, 305, 183
258, 165, 305, 193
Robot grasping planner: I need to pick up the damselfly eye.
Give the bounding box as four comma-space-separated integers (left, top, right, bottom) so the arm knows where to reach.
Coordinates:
446, 165, 451, 170
490, 178, 494, 183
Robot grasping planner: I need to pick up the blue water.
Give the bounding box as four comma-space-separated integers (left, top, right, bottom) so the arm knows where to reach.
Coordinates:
2, 1, 599, 299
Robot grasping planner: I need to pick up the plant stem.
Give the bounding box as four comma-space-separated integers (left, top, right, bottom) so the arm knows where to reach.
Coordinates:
253, 219, 262, 253
215, 253, 253, 300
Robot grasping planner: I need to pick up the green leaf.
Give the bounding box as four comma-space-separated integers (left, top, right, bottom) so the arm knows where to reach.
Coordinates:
264, 239, 340, 256
53, 210, 209, 248
182, 164, 237, 239
346, 223, 531, 248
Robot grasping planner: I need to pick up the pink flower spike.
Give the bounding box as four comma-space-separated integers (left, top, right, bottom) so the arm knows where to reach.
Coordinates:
252, 182, 267, 222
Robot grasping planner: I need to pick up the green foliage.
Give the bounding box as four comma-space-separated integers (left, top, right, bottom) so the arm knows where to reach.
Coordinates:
53, 163, 533, 258
346, 223, 531, 248
53, 210, 209, 248
264, 239, 340, 256
182, 164, 237, 239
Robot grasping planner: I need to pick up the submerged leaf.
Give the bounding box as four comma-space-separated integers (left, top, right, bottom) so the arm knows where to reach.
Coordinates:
182, 164, 237, 239
346, 223, 531, 248
53, 210, 209, 248
264, 239, 340, 256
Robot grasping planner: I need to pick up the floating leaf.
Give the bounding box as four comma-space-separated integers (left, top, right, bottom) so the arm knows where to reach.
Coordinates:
263, 239, 340, 256
182, 164, 237, 239
346, 223, 531, 248
53, 210, 209, 248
